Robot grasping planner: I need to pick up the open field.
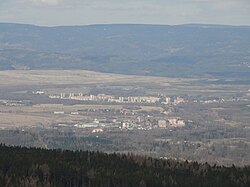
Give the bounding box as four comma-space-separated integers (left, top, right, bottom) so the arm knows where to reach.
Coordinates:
0, 70, 248, 96
0, 103, 164, 128
0, 106, 164, 128
0, 70, 179, 86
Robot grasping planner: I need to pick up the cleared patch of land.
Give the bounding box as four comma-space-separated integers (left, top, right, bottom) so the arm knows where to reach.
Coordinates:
0, 103, 163, 128
0, 70, 248, 96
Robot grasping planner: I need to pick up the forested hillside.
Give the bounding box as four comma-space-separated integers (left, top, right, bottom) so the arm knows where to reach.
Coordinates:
0, 144, 249, 187
0, 23, 250, 78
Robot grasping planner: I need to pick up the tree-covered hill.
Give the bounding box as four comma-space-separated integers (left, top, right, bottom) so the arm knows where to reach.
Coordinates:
0, 144, 249, 187
0, 23, 250, 78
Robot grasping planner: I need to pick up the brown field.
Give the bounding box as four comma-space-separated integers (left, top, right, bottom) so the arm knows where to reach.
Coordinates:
0, 103, 163, 128
0, 70, 247, 95
0, 70, 180, 86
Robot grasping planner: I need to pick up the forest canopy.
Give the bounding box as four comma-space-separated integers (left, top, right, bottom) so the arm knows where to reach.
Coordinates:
0, 144, 250, 187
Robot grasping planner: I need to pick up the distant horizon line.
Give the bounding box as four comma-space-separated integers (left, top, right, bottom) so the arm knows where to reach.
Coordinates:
0, 22, 250, 28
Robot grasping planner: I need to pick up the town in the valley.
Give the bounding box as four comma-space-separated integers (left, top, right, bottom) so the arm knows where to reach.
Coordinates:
0, 89, 244, 134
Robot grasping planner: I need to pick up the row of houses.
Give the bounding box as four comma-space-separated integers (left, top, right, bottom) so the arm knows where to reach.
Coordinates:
158, 118, 186, 128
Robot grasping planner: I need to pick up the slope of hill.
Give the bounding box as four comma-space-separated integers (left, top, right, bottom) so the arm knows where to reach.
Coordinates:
0, 23, 250, 78
0, 144, 250, 187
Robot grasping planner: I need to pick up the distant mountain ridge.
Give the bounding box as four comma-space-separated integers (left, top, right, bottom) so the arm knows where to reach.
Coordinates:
0, 23, 250, 78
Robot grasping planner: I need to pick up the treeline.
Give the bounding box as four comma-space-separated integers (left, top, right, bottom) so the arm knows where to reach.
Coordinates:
0, 144, 249, 187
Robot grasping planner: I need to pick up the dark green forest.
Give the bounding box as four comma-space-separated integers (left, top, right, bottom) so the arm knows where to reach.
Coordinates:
0, 144, 250, 187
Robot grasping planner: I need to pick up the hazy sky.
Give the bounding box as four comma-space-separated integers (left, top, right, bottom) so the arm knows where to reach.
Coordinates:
0, 0, 250, 26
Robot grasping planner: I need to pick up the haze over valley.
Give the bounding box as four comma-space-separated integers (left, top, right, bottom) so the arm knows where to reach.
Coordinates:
0, 1, 250, 186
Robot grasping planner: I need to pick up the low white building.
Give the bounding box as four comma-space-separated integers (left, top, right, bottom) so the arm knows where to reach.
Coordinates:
92, 129, 104, 133
54, 111, 65, 115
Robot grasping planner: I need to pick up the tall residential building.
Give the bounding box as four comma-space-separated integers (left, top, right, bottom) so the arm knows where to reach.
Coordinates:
165, 97, 171, 104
